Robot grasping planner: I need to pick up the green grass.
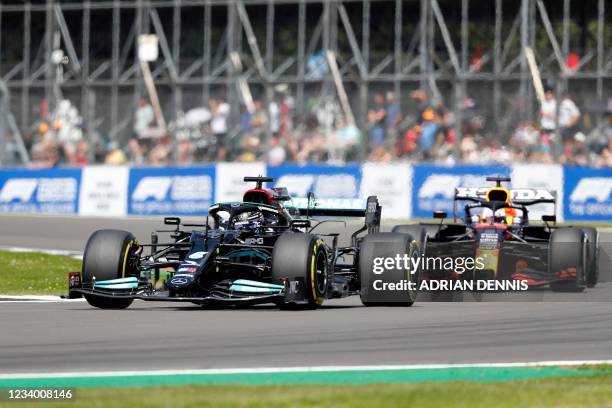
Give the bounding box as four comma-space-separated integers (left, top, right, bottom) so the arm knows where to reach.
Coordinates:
3, 374, 612, 408
0, 251, 81, 295
0, 250, 173, 295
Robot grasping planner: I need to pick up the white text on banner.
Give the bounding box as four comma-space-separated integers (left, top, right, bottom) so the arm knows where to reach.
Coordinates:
215, 162, 266, 203
511, 164, 563, 222
360, 163, 412, 219
78, 166, 129, 217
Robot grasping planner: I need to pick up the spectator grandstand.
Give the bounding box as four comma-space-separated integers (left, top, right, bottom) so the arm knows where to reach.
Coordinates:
0, 0, 609, 168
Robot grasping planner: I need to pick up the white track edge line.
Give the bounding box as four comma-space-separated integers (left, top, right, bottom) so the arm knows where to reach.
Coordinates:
1, 360, 612, 380
0, 293, 85, 302
0, 245, 82, 259
0, 297, 84, 302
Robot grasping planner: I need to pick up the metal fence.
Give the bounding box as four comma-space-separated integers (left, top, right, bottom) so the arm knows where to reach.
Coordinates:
0, 0, 610, 162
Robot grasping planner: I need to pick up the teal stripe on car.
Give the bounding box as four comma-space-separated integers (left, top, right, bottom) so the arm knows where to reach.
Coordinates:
228, 250, 269, 261
93, 277, 139, 290
229, 285, 281, 293
229, 279, 284, 293
232, 279, 284, 289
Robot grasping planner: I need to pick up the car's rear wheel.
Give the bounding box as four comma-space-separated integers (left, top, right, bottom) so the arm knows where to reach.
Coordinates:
549, 228, 586, 293
392, 225, 426, 242
358, 232, 419, 306
581, 227, 599, 288
392, 224, 439, 245
82, 229, 138, 309
272, 233, 328, 308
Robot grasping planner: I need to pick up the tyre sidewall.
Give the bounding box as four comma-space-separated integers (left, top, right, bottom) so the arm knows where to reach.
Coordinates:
82, 229, 137, 309
359, 233, 418, 305
581, 227, 599, 287
549, 228, 586, 292
272, 233, 328, 306
82, 229, 137, 283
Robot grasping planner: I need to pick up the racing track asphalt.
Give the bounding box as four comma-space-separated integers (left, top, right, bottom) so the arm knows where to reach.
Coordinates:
0, 213, 611, 374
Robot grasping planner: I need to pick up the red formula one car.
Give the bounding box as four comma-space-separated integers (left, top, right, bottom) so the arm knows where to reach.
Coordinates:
393, 177, 599, 292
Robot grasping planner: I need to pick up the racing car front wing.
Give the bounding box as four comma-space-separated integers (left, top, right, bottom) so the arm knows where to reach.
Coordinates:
68, 274, 311, 306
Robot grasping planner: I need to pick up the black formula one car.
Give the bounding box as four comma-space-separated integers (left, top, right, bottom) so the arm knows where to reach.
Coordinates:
69, 176, 419, 309
393, 177, 599, 292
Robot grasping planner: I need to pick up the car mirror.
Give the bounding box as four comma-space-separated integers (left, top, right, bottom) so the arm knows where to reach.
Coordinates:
542, 215, 556, 223
433, 211, 447, 219
291, 219, 311, 228
164, 217, 181, 226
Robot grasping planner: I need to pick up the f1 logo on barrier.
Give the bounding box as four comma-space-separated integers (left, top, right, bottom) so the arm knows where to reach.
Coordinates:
0, 178, 77, 203
0, 179, 38, 202
0, 169, 81, 214
132, 176, 212, 202
564, 168, 612, 221
418, 175, 463, 200
127, 166, 216, 216
418, 174, 491, 200
132, 177, 173, 201
267, 164, 362, 199
412, 165, 511, 217
569, 178, 612, 203
275, 174, 358, 198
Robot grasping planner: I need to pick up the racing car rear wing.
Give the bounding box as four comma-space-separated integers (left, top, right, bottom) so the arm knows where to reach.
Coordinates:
292, 196, 369, 217
292, 194, 382, 245
453, 187, 557, 222
454, 187, 557, 205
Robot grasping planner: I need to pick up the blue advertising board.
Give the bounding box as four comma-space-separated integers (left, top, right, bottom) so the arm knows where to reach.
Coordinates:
411, 164, 511, 218
564, 166, 612, 221
0, 168, 81, 214
267, 164, 362, 198
0, 163, 609, 222
127, 166, 215, 216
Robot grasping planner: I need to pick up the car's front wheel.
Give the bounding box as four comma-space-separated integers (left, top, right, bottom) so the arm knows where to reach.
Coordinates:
272, 233, 328, 308
549, 228, 586, 293
82, 229, 138, 309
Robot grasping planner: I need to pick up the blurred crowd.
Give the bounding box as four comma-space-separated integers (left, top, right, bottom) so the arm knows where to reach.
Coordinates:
371, 87, 612, 167
20, 86, 612, 168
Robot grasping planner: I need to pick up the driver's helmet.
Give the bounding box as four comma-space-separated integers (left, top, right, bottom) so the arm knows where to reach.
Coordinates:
494, 208, 512, 224
234, 211, 265, 231
473, 208, 520, 225
485, 187, 516, 224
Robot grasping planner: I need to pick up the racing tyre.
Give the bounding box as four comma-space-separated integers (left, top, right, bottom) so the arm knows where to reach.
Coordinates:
358, 232, 419, 306
549, 228, 586, 293
82, 229, 138, 309
272, 233, 328, 308
392, 225, 426, 242
392, 224, 438, 249
581, 227, 599, 288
